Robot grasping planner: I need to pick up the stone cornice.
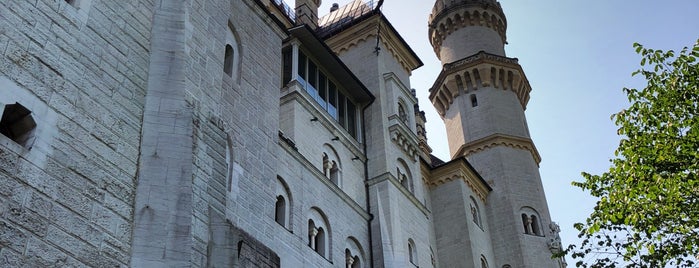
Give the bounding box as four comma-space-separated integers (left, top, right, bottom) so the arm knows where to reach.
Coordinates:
426, 158, 491, 202
324, 15, 422, 74
429, 51, 532, 116
428, 3, 507, 57
454, 133, 541, 165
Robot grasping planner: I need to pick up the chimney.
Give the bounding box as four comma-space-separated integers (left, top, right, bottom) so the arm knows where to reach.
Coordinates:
295, 0, 322, 29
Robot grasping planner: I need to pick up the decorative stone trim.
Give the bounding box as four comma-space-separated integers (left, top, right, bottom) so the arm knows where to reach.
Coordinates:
454, 134, 542, 165
388, 117, 420, 162
324, 15, 422, 74
426, 158, 490, 202
429, 51, 532, 116
428, 3, 507, 57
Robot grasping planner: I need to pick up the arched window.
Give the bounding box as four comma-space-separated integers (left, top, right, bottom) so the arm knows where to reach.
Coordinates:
408, 239, 417, 264
480, 255, 489, 268
224, 23, 241, 82
308, 220, 317, 247
345, 237, 365, 268
345, 249, 360, 268
322, 145, 342, 187
396, 159, 413, 193
520, 207, 544, 236
521, 213, 531, 234
531, 215, 541, 236
0, 103, 36, 148
308, 208, 331, 258
275, 196, 286, 226
316, 227, 326, 256
224, 44, 234, 76
275, 176, 292, 229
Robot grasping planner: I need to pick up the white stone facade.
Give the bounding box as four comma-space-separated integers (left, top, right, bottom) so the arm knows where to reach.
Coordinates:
0, 0, 563, 267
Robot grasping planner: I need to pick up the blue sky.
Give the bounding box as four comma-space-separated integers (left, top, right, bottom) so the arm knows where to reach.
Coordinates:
317, 0, 699, 259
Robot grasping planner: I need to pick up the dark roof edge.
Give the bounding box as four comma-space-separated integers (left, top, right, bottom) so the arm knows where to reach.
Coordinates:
252, 0, 291, 34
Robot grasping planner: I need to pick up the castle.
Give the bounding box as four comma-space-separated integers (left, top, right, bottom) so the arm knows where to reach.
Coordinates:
0, 0, 565, 267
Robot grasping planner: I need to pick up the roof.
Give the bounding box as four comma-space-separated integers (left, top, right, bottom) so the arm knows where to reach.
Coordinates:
317, 0, 375, 37
286, 25, 375, 103
316, 0, 423, 71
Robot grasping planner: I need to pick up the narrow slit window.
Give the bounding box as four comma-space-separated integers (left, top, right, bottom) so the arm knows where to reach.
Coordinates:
470, 94, 478, 107
224, 45, 234, 76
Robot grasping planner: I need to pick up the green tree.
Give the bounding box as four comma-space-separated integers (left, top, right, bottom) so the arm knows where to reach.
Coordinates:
565, 40, 699, 267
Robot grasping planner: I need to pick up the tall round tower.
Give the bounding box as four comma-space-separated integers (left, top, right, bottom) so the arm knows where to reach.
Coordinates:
428, 1, 566, 267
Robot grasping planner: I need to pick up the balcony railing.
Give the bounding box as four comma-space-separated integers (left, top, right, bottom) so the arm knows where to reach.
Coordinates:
272, 0, 296, 21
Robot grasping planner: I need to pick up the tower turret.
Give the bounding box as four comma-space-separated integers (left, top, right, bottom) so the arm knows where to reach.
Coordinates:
428, 0, 507, 64
427, 1, 566, 267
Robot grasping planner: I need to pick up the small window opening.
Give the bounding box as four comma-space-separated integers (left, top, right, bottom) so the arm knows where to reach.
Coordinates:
408, 239, 417, 265
0, 103, 36, 148
531, 215, 541, 235
470, 94, 478, 107
329, 162, 339, 185
315, 227, 326, 256
345, 249, 360, 268
65, 0, 76, 6
480, 256, 489, 268
224, 44, 234, 76
521, 213, 530, 234
275, 196, 286, 226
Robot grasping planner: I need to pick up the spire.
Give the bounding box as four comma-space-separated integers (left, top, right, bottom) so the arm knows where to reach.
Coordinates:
428, 0, 507, 64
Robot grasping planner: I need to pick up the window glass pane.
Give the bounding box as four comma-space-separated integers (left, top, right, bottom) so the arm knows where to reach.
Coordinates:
338, 93, 346, 127
298, 52, 306, 79
347, 101, 357, 138
319, 73, 327, 103
308, 61, 317, 89
328, 83, 338, 119
282, 49, 292, 85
